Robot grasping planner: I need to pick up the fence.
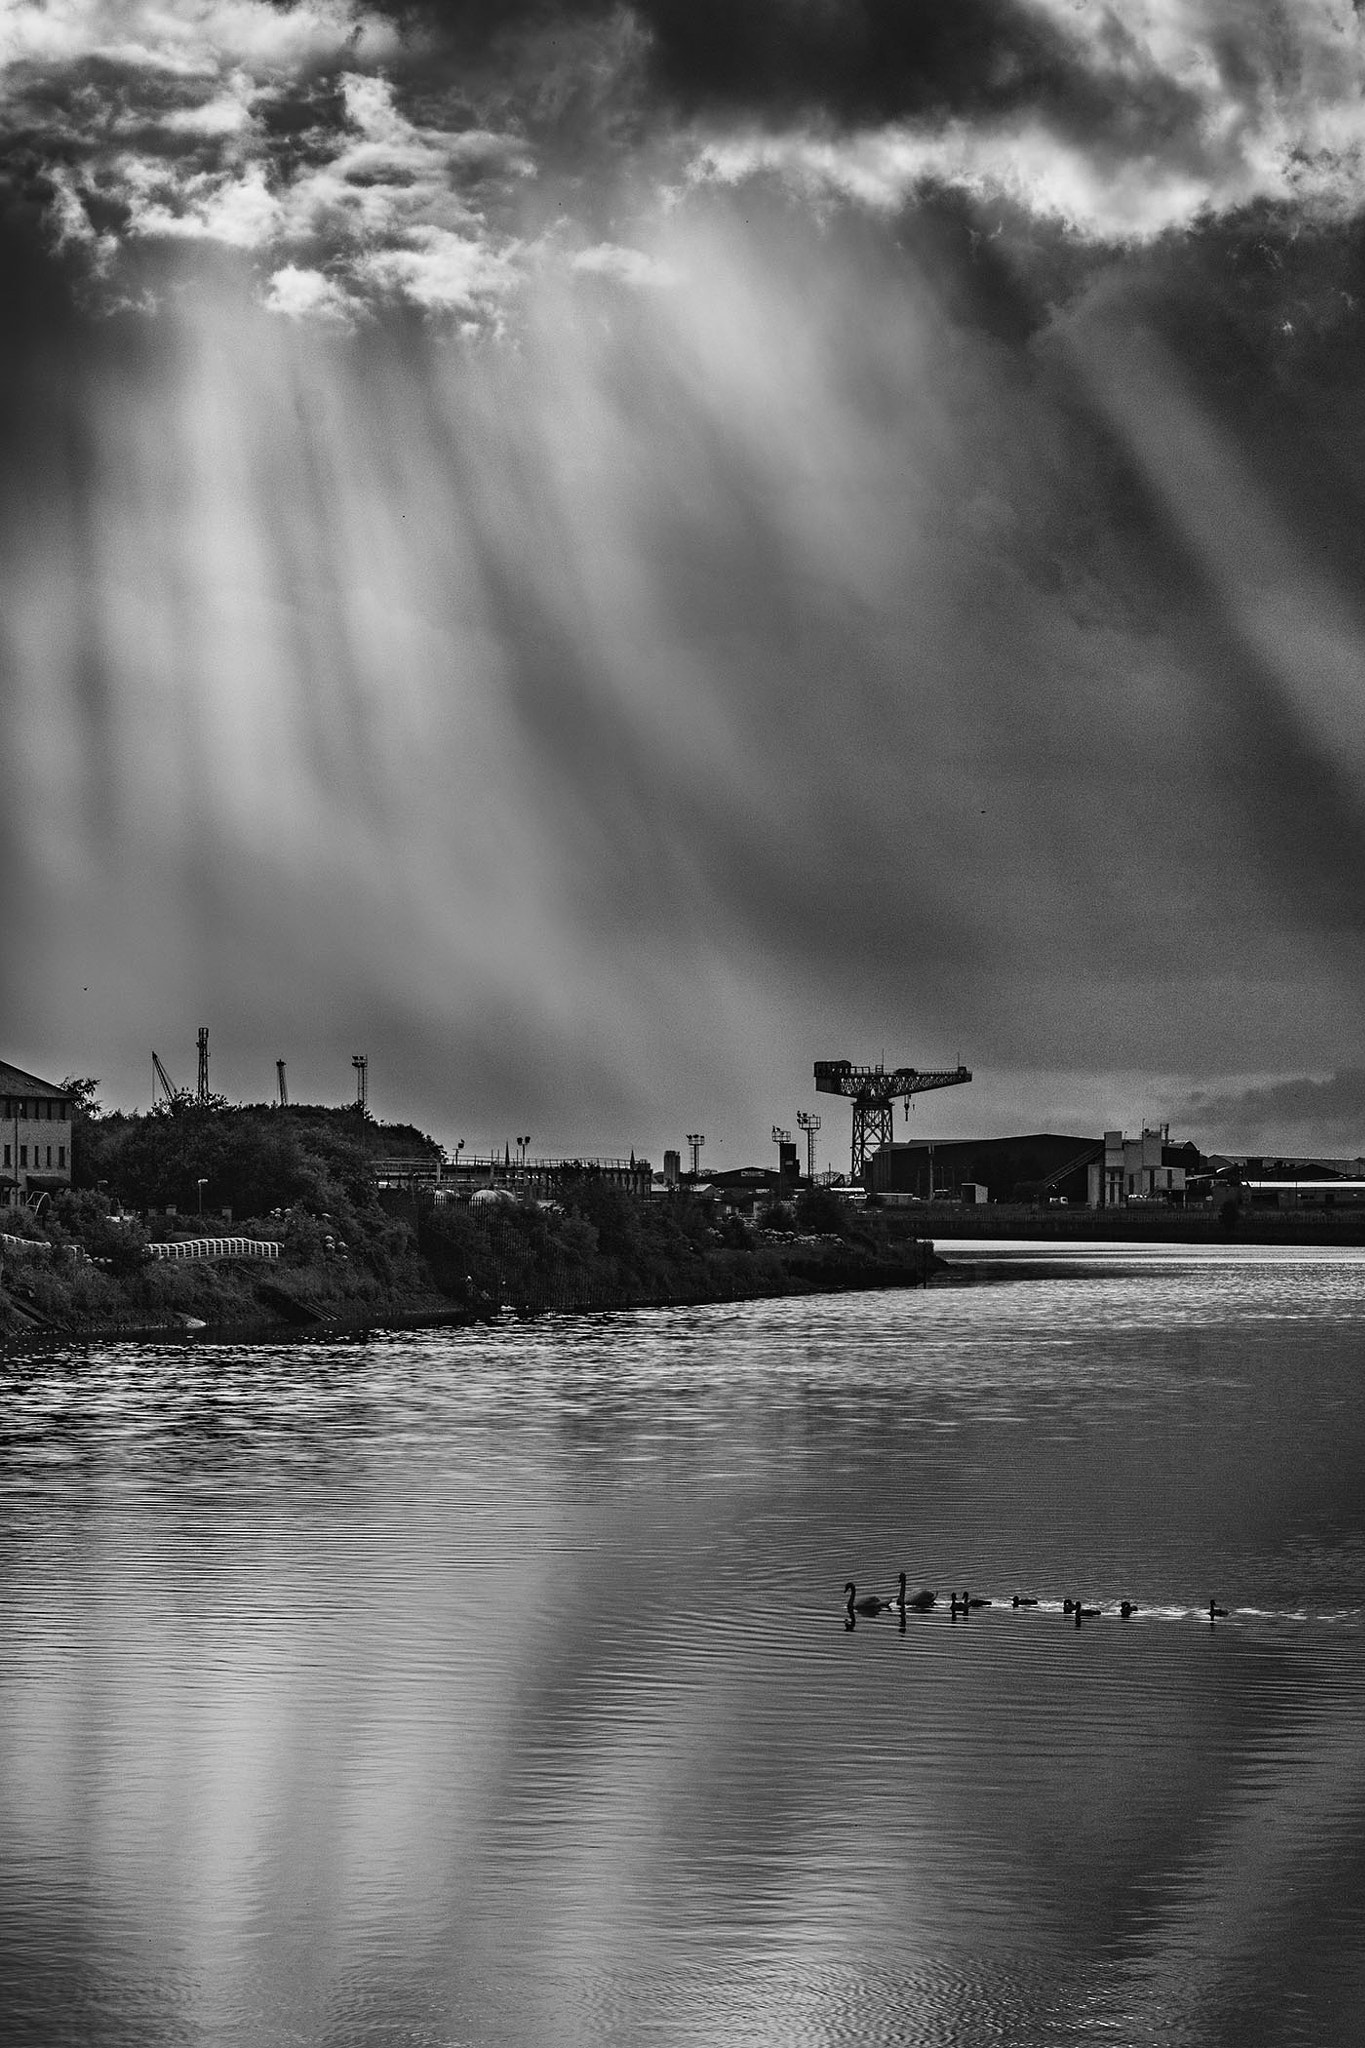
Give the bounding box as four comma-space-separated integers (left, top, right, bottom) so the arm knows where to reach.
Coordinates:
147, 1237, 281, 1262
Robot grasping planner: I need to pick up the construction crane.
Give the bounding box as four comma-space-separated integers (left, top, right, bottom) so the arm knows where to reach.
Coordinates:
151, 1051, 178, 1106
814, 1059, 972, 1179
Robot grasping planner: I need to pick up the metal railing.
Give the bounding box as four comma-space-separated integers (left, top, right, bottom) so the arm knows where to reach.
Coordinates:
147, 1237, 280, 1262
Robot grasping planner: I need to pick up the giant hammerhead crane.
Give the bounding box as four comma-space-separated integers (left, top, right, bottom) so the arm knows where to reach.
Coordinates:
814, 1059, 972, 1179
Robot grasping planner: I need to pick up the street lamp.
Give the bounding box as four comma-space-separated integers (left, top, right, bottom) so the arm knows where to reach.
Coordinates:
197, 1177, 207, 1217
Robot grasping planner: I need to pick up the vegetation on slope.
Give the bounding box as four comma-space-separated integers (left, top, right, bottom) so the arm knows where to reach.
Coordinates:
0, 1090, 933, 1344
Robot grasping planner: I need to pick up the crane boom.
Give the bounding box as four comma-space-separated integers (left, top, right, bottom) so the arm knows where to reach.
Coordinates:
814, 1059, 972, 1178
151, 1051, 178, 1106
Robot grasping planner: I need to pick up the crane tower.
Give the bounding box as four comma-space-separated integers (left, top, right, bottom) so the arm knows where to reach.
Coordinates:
814, 1059, 971, 1179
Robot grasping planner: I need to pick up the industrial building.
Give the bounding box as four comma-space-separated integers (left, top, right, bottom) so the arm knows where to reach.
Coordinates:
1, 1062, 75, 1207
870, 1127, 1203, 1207
869, 1133, 1101, 1206
1088, 1128, 1193, 1207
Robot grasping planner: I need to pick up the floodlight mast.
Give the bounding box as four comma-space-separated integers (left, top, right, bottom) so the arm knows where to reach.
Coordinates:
813, 1059, 972, 1179
795, 1109, 821, 1179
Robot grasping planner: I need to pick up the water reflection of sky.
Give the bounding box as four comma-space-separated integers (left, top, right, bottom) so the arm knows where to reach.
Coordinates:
1, 1251, 1364, 2044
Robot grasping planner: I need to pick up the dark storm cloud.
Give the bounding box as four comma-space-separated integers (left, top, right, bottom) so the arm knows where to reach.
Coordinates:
1174, 1070, 1365, 1154
8, 0, 1365, 1147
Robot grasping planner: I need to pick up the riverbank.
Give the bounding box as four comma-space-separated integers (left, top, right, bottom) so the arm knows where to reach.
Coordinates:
0, 1212, 941, 1352
899, 1202, 1365, 1245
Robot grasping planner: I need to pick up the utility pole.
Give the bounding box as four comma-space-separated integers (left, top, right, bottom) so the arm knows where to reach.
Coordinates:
796, 1109, 821, 1180
686, 1133, 704, 1177
196, 1027, 210, 1105
352, 1054, 368, 1114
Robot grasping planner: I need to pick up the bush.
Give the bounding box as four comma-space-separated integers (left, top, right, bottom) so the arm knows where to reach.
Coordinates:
795, 1185, 851, 1235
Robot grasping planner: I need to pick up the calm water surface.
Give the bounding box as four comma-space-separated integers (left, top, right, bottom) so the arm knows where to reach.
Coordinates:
2, 1244, 1364, 2045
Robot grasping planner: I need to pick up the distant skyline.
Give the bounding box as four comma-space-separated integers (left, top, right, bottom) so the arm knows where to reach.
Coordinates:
5, 2, 1365, 1165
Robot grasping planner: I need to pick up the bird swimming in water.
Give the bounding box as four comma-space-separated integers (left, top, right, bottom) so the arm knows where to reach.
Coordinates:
1012, 1595, 1039, 1608
1077, 1603, 1101, 1619
845, 1581, 892, 1617
1209, 1599, 1229, 1621
1119, 1601, 1137, 1619
1062, 1598, 1077, 1615
904, 1586, 937, 1612
959, 1591, 990, 1609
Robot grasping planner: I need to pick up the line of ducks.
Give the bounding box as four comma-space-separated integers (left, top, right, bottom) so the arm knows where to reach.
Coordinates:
845, 1576, 1230, 1626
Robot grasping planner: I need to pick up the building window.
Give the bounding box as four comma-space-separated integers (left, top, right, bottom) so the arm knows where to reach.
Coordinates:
19, 1146, 27, 1167
2, 1145, 8, 1167
46, 1146, 52, 1168
58, 1146, 66, 1169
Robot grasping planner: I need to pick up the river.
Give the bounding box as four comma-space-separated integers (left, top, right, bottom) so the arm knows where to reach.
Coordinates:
1, 1244, 1363, 2045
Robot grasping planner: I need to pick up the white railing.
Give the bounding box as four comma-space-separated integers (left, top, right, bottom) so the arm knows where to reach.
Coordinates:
147, 1237, 280, 1262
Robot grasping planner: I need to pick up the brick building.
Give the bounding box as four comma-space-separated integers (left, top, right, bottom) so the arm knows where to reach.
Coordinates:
1, 1062, 75, 1207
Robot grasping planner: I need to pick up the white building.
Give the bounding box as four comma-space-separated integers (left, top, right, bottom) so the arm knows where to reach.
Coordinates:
1088, 1127, 1186, 1207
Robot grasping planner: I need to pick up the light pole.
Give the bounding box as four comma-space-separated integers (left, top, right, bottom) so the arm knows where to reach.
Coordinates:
197, 1177, 207, 1217
796, 1109, 821, 1181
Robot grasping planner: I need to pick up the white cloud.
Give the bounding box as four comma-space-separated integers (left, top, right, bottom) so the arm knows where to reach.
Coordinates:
0, 0, 397, 80
687, 0, 1365, 242
125, 160, 284, 245
264, 262, 353, 320
571, 242, 680, 289
354, 224, 520, 313
2, 2, 530, 320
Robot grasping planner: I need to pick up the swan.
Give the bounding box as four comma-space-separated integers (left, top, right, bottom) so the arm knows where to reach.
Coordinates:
1119, 1601, 1138, 1618
1012, 1595, 1039, 1608
904, 1586, 937, 1612
952, 1591, 989, 1613
1209, 1599, 1229, 1620
1077, 1603, 1101, 1618
845, 1581, 892, 1617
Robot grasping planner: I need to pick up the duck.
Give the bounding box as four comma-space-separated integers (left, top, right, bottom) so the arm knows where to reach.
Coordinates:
1118, 1601, 1138, 1619
1077, 1603, 1102, 1619
845, 1581, 892, 1617
1062, 1598, 1077, 1615
1012, 1595, 1039, 1608
1209, 1599, 1229, 1621
952, 1591, 990, 1612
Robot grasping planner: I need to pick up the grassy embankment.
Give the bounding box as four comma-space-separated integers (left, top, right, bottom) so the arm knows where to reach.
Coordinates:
0, 1096, 935, 1346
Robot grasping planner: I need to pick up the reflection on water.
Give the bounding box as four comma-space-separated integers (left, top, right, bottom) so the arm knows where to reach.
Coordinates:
1, 1248, 1364, 2044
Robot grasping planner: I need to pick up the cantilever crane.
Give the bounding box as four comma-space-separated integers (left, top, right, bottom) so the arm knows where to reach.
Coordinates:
814, 1059, 972, 1179
151, 1051, 178, 1106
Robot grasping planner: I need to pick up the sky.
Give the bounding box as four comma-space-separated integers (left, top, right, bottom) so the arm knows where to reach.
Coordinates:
4, 0, 1365, 1167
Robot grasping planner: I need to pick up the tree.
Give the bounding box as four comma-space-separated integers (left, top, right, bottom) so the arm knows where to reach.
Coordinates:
795, 1184, 850, 1235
